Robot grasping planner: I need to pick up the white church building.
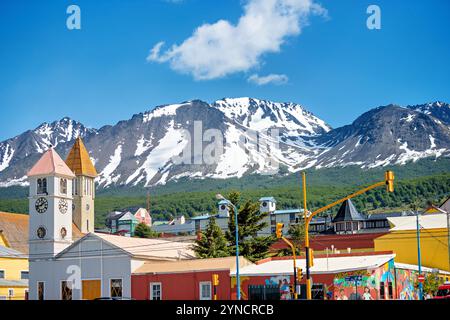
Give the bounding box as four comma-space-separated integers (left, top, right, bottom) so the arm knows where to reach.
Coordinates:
27, 138, 195, 300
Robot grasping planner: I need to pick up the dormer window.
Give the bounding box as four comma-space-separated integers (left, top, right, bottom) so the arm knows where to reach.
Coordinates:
37, 178, 47, 195
60, 178, 67, 195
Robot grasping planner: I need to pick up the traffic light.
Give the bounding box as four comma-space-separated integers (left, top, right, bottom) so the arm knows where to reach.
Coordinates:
276, 223, 284, 238
296, 268, 303, 282
290, 285, 295, 294
212, 274, 219, 286
308, 248, 314, 267
385, 170, 394, 193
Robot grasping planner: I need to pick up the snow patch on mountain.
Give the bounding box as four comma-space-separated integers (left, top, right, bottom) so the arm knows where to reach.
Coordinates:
98, 145, 123, 186
143, 103, 185, 123
212, 124, 250, 179
0, 145, 14, 172
126, 121, 188, 186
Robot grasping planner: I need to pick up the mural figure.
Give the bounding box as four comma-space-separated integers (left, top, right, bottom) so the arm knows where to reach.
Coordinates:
363, 286, 373, 300
336, 289, 348, 300
264, 275, 292, 300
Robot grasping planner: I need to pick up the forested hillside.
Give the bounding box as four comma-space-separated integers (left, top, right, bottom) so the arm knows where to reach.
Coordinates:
0, 160, 450, 227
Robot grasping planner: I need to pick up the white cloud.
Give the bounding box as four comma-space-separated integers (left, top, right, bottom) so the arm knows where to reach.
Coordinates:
148, 0, 327, 80
248, 73, 289, 85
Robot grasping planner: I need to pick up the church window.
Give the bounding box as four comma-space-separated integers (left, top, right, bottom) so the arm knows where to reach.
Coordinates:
60, 178, 67, 195
37, 178, 47, 195
73, 178, 79, 196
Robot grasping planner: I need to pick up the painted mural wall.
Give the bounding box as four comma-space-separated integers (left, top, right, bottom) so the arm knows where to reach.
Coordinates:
232, 259, 424, 300
333, 259, 396, 300
395, 268, 420, 300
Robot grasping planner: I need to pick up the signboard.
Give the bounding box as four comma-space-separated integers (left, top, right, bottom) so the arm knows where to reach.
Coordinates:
417, 275, 425, 283
345, 275, 363, 282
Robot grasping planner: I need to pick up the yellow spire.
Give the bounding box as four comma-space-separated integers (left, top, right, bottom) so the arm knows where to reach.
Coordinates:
65, 137, 98, 177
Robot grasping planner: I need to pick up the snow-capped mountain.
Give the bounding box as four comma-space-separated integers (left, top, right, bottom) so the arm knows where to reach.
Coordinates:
0, 99, 449, 189
408, 101, 450, 127
0, 118, 95, 187
312, 103, 450, 169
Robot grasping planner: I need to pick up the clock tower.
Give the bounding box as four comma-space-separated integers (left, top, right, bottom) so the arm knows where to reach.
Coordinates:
65, 138, 98, 233
28, 148, 76, 258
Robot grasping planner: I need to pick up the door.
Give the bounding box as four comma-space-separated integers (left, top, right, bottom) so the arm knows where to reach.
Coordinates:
82, 280, 101, 300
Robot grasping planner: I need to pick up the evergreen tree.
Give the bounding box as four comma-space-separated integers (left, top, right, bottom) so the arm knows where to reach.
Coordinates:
134, 222, 159, 238
225, 191, 275, 262
193, 216, 229, 258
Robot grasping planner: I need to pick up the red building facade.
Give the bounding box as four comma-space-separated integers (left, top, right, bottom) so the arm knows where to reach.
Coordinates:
131, 257, 252, 300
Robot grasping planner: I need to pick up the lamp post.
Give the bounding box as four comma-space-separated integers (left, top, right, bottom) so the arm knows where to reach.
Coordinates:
216, 194, 240, 300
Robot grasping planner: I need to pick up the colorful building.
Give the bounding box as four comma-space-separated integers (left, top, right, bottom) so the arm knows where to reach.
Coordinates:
108, 211, 140, 236
131, 257, 252, 300
230, 252, 449, 300
374, 213, 450, 272
134, 208, 152, 226
231, 252, 398, 300
0, 245, 28, 300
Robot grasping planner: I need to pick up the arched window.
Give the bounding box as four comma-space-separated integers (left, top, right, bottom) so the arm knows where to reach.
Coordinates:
60, 178, 67, 195
37, 178, 47, 195
73, 178, 79, 196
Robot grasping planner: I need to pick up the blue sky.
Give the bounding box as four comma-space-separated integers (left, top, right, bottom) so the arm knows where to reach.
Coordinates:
0, 0, 449, 141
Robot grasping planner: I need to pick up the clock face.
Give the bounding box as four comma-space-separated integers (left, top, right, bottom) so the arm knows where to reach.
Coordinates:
35, 197, 48, 214
59, 199, 68, 214
60, 227, 67, 239
37, 227, 46, 239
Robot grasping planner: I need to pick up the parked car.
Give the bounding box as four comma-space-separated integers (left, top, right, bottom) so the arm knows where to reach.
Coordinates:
433, 283, 450, 299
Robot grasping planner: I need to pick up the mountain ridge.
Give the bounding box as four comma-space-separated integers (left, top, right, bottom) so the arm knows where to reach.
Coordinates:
0, 98, 449, 189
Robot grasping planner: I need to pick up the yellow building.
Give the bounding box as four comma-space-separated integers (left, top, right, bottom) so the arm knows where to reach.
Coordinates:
0, 244, 28, 300
375, 213, 449, 272
0, 211, 84, 300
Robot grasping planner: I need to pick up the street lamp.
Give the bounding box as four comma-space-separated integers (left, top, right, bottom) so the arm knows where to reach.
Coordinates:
216, 193, 241, 300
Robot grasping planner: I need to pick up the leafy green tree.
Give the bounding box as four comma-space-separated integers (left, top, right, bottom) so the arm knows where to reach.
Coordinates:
193, 216, 229, 258
225, 191, 275, 262
422, 273, 444, 297
134, 222, 159, 238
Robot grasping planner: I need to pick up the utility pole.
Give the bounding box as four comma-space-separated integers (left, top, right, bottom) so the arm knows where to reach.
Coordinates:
302, 170, 395, 300
276, 223, 298, 300
302, 172, 312, 300
416, 210, 423, 300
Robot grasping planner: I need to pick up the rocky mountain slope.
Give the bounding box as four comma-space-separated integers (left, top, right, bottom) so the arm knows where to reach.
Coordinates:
0, 98, 449, 189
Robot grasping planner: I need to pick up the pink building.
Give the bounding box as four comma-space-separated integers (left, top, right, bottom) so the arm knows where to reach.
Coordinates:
134, 208, 152, 226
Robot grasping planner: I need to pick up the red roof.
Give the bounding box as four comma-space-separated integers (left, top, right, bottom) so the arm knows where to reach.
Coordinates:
271, 232, 388, 252
28, 149, 75, 178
